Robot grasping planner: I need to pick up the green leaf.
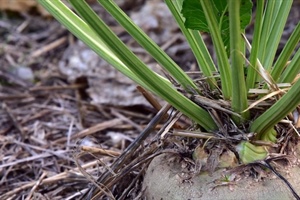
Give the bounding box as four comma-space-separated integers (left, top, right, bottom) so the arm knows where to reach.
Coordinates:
36, 0, 150, 90
279, 48, 300, 83
38, 0, 218, 131
67, 0, 218, 131
181, 0, 252, 51
259, 0, 293, 71
246, 0, 264, 90
165, 0, 217, 89
182, 0, 210, 32
193, 0, 233, 99
273, 23, 300, 82
229, 0, 249, 122
251, 77, 300, 138
97, 0, 199, 93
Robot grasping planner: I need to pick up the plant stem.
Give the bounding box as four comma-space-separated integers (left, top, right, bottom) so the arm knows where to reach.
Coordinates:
246, 0, 264, 90
68, 0, 218, 130
229, 0, 249, 121
37, 0, 151, 90
251, 77, 300, 138
279, 47, 300, 83
200, 0, 232, 100
272, 23, 300, 82
262, 0, 293, 71
165, 0, 217, 89
97, 0, 199, 92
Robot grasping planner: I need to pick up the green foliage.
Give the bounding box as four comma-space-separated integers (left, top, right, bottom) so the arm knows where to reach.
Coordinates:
182, 0, 252, 51
250, 77, 300, 138
273, 23, 300, 82
165, 0, 217, 89
228, 0, 250, 122
39, 0, 300, 164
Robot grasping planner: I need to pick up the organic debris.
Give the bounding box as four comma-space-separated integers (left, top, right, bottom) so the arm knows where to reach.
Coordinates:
1, 1, 300, 200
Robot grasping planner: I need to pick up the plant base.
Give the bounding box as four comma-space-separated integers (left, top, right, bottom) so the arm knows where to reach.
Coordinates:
143, 153, 300, 200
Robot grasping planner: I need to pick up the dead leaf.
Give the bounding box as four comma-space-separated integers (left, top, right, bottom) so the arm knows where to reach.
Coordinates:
0, 0, 50, 16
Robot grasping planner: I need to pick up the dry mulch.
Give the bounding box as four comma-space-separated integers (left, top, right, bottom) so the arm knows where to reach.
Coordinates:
0, 1, 194, 199
1, 1, 300, 200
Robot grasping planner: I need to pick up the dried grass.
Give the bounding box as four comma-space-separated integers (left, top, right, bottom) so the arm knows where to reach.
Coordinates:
0, 10, 163, 199
1, 1, 299, 199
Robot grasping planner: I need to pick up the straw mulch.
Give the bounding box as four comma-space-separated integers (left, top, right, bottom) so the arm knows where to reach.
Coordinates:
0, 1, 299, 199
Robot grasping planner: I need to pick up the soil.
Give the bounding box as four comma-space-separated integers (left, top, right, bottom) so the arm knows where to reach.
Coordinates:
143, 153, 300, 200
0, 0, 299, 200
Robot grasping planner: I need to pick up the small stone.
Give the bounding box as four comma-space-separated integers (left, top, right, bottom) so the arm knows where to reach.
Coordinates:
12, 66, 34, 82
